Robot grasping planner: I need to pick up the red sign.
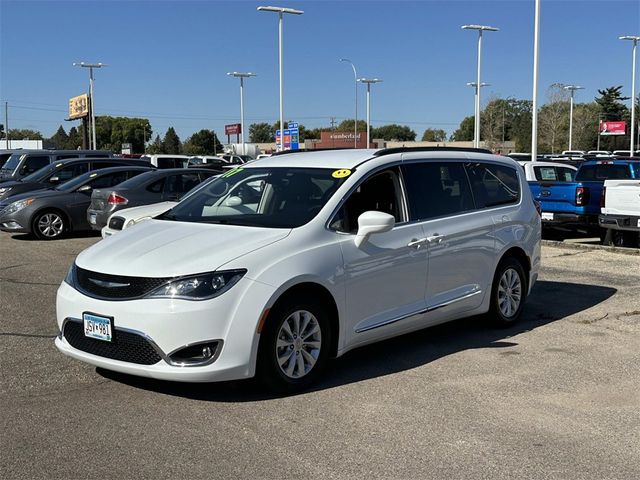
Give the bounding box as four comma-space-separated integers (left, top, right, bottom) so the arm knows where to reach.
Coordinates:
225, 123, 241, 135
599, 121, 626, 136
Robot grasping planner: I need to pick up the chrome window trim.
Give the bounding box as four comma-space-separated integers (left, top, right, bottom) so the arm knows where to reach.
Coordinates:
60, 317, 223, 367
355, 288, 482, 333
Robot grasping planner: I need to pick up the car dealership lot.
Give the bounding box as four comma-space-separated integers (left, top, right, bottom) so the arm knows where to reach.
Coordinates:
1, 232, 639, 479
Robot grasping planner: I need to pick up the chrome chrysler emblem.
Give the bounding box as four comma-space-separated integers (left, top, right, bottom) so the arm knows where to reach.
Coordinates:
88, 278, 130, 288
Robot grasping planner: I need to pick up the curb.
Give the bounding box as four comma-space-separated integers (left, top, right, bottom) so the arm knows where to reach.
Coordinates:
541, 239, 640, 256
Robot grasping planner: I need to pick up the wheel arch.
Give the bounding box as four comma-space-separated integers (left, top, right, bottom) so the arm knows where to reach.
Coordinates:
31, 207, 72, 234
497, 246, 531, 289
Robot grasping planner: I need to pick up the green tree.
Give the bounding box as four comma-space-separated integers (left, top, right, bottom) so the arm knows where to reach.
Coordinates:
595, 86, 629, 121
337, 119, 368, 133
93, 116, 151, 152
451, 116, 474, 141
538, 84, 570, 153
47, 126, 69, 149
572, 102, 600, 151
162, 127, 181, 154
371, 124, 416, 141
66, 126, 82, 150
146, 135, 164, 154
421, 128, 447, 142
249, 122, 275, 143
183, 129, 223, 155
6, 128, 44, 140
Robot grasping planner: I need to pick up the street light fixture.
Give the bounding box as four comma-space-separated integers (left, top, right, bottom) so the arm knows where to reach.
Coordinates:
563, 85, 584, 151
357, 78, 382, 147
340, 58, 358, 148
73, 62, 107, 150
619, 35, 640, 155
462, 24, 498, 148
227, 72, 257, 155
257, 6, 304, 151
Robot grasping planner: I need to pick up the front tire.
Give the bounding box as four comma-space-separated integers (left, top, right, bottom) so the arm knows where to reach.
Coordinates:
32, 210, 66, 240
489, 257, 527, 327
257, 295, 332, 393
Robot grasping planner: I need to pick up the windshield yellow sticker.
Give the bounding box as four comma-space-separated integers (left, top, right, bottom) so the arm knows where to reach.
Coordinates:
332, 169, 351, 179
222, 168, 243, 178
89, 173, 97, 178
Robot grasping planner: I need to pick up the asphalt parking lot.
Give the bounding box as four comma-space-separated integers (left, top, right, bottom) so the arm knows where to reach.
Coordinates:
1, 231, 639, 479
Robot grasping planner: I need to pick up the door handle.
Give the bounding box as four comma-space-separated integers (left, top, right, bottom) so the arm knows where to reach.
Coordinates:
407, 238, 428, 249
426, 234, 445, 244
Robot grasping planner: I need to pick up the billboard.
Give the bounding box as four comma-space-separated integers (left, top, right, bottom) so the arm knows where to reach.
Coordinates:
225, 123, 241, 135
599, 121, 626, 136
68, 94, 89, 120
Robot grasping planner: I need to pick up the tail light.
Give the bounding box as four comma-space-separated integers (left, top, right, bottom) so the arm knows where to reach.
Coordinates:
600, 186, 606, 209
575, 186, 589, 206
107, 193, 128, 205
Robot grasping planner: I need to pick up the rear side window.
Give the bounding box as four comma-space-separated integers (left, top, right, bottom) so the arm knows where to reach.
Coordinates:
157, 158, 185, 169
147, 179, 165, 193
402, 162, 474, 220
466, 163, 520, 208
576, 164, 632, 181
55, 154, 78, 160
91, 161, 120, 170
21, 156, 50, 174
55, 163, 89, 182
534, 166, 576, 182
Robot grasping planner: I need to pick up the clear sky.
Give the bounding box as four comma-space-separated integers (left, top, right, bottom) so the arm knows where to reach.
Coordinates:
1, 0, 639, 141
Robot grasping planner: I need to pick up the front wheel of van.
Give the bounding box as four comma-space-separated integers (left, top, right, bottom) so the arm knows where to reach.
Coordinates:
489, 257, 527, 327
257, 296, 331, 393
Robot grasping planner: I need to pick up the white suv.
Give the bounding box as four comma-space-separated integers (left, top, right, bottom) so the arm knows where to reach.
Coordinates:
55, 148, 541, 391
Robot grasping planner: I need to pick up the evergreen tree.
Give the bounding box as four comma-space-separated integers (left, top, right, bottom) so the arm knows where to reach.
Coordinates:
162, 127, 181, 154
48, 126, 69, 149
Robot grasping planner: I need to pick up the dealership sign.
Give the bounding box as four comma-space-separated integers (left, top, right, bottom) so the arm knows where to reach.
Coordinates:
68, 94, 89, 120
599, 121, 626, 136
225, 123, 241, 135
275, 122, 299, 151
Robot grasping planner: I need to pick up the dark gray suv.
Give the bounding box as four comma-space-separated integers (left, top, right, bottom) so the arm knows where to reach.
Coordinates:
0, 150, 114, 182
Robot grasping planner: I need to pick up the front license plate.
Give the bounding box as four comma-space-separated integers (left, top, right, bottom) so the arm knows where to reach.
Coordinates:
83, 312, 113, 342
541, 212, 554, 221
89, 213, 97, 225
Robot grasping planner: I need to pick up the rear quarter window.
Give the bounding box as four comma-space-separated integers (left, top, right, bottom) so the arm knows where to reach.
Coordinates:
575, 164, 632, 181
466, 163, 520, 208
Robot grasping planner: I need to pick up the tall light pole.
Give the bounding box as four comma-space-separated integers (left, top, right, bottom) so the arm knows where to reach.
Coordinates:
227, 72, 256, 155
620, 35, 640, 155
73, 62, 107, 150
257, 6, 303, 151
466, 82, 490, 147
531, 0, 541, 161
462, 24, 498, 148
563, 85, 584, 151
340, 58, 358, 148
357, 78, 382, 147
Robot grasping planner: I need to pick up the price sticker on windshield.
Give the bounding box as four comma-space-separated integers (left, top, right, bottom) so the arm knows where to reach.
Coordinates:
332, 169, 351, 179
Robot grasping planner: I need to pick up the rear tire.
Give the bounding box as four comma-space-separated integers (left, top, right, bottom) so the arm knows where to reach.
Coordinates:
32, 210, 66, 240
257, 294, 332, 393
488, 257, 527, 327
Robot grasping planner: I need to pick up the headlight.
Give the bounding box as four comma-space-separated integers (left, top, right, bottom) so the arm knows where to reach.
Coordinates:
64, 262, 76, 287
125, 216, 152, 228
146, 269, 246, 300
0, 187, 12, 195
3, 198, 35, 215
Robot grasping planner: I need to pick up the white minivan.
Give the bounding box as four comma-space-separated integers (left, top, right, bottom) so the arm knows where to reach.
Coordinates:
55, 148, 541, 391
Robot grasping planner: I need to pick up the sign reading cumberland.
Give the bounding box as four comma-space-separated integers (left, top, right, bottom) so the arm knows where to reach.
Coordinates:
68, 94, 89, 120
599, 121, 626, 136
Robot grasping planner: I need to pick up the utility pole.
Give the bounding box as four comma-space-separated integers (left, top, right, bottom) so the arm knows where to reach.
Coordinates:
330, 117, 337, 130
5, 102, 9, 149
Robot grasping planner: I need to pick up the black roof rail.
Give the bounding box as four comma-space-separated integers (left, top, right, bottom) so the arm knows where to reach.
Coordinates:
373, 146, 493, 157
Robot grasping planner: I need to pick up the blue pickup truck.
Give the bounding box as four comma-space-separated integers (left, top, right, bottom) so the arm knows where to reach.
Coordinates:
531, 159, 640, 236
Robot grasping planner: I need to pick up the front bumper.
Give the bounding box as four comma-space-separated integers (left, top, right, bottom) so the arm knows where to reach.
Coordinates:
599, 214, 640, 232
55, 277, 276, 382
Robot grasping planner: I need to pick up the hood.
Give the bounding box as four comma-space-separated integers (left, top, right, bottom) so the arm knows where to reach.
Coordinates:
76, 219, 291, 277
0, 188, 58, 208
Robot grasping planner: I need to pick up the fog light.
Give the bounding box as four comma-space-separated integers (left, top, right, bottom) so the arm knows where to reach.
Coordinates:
2, 221, 22, 229
168, 341, 221, 366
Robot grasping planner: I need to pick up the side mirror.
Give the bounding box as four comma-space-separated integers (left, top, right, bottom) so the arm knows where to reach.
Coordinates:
354, 211, 395, 248
77, 185, 92, 193
49, 176, 60, 183
224, 196, 243, 207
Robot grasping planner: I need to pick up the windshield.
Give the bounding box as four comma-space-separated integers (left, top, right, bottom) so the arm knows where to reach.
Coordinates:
0, 153, 23, 173
158, 167, 347, 228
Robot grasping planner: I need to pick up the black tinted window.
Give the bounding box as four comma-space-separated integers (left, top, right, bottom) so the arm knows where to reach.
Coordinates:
332, 168, 403, 233
575, 164, 632, 181
55, 154, 78, 160
91, 161, 120, 170
147, 179, 165, 193
157, 158, 185, 169
466, 163, 520, 208
402, 162, 474, 220
55, 163, 89, 182
22, 156, 50, 174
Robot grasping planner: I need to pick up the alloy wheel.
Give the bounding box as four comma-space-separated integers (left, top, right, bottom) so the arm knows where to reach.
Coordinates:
497, 267, 522, 318
275, 309, 322, 379
37, 213, 64, 238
